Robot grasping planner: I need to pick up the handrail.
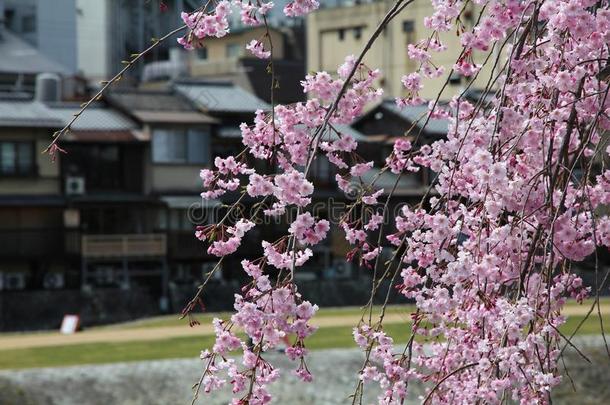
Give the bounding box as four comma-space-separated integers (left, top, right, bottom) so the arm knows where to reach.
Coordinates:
81, 233, 167, 258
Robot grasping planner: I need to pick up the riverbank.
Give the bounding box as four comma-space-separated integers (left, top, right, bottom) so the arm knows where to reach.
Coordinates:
0, 336, 607, 405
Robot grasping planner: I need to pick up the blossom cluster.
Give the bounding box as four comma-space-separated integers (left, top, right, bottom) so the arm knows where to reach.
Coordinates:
197, 261, 319, 403
347, 0, 610, 403
188, 52, 386, 404
177, 0, 320, 50
177, 1, 232, 50
178, 0, 610, 403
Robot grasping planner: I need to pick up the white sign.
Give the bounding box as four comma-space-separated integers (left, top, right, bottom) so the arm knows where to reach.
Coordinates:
60, 314, 80, 334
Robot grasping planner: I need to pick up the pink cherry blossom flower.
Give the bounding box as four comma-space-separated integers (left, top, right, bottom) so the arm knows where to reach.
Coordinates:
246, 39, 271, 59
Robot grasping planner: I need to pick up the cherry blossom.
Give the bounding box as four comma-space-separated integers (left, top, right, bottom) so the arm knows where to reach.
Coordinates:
246, 40, 271, 59
173, 0, 610, 404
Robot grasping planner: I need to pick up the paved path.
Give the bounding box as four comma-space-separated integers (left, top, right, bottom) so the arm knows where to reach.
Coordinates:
0, 313, 411, 351
0, 304, 606, 351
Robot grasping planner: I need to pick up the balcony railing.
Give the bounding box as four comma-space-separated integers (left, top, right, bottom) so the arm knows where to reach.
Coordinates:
81, 234, 167, 259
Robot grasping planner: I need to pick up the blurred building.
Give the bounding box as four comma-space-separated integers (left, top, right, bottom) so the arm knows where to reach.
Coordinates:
75, 0, 305, 84
1, 0, 77, 74
0, 75, 272, 297
306, 0, 494, 100
75, 0, 191, 82
0, 0, 457, 328
0, 29, 70, 94
142, 25, 306, 104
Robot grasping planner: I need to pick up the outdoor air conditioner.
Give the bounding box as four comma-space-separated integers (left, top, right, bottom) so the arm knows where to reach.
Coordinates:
43, 272, 65, 289
65, 176, 86, 195
4, 273, 26, 290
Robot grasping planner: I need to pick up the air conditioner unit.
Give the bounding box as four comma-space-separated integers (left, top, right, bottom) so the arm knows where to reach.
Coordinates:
43, 272, 65, 289
4, 273, 26, 290
65, 176, 85, 195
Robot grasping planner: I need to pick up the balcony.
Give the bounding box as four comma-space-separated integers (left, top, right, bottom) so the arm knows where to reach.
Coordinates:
81, 234, 167, 259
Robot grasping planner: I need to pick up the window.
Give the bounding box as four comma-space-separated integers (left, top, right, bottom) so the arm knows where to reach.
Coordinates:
170, 209, 191, 231
353, 27, 362, 40
152, 128, 210, 164
338, 29, 345, 41
0, 141, 34, 176
403, 20, 415, 33
312, 155, 332, 184
449, 72, 462, 85
22, 15, 36, 33
403, 20, 415, 45
197, 47, 208, 60
63, 144, 126, 191
226, 43, 242, 58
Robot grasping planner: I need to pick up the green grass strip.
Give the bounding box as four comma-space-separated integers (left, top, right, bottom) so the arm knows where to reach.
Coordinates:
0, 314, 606, 370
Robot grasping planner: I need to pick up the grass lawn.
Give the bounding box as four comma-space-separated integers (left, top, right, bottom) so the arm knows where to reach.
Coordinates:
98, 304, 415, 330
0, 313, 607, 370
94, 297, 610, 330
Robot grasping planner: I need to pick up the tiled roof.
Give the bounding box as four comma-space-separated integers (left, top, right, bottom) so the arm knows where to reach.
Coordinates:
130, 111, 217, 124
46, 103, 138, 131
0, 100, 63, 127
174, 81, 270, 114
331, 124, 367, 141
463, 88, 496, 105
218, 122, 367, 141
0, 31, 68, 75
107, 90, 197, 112
106, 90, 218, 124
61, 130, 144, 143
353, 168, 434, 197
160, 195, 221, 209
381, 100, 449, 135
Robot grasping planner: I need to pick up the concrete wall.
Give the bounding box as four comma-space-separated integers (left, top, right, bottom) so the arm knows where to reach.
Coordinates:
0, 287, 159, 331
37, 0, 77, 73
150, 165, 202, 193
142, 124, 211, 194
76, 0, 110, 80
3, 0, 77, 72
190, 27, 286, 78
0, 279, 409, 331
170, 278, 411, 313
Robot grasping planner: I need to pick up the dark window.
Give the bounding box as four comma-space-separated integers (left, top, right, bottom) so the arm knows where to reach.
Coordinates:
354, 27, 362, 40
167, 207, 213, 230
449, 72, 462, 85
312, 155, 333, 185
22, 15, 36, 33
63, 144, 123, 191
226, 43, 242, 58
152, 128, 210, 164
0, 141, 35, 176
197, 47, 208, 60
338, 29, 345, 41
403, 20, 415, 33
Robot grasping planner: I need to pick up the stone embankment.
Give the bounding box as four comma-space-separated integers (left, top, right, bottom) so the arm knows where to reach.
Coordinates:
0, 336, 608, 405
